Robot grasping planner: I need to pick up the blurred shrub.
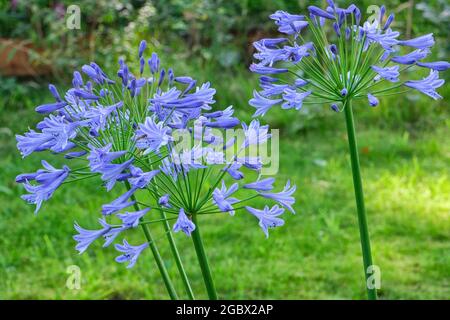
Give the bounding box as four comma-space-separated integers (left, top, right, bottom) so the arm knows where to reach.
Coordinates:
1, 0, 448, 72
0, 0, 147, 77
0, 0, 448, 131
145, 0, 304, 67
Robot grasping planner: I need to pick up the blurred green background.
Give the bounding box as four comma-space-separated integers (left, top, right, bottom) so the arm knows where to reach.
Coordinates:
0, 0, 449, 299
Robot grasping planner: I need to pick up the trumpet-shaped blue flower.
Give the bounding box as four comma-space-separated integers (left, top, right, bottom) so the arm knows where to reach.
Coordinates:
138, 40, 147, 58
74, 218, 112, 254
213, 181, 239, 215
35, 101, 67, 114
330, 103, 340, 112
391, 49, 430, 65
115, 240, 149, 268
19, 160, 70, 214
117, 208, 150, 228
404, 70, 444, 100
16, 130, 53, 157
223, 162, 244, 180
173, 208, 196, 236
260, 83, 290, 97
282, 88, 311, 110
308, 6, 336, 20
244, 178, 275, 192
128, 166, 160, 189
101, 187, 137, 215
242, 120, 271, 148
204, 117, 240, 129
135, 117, 172, 155
283, 42, 314, 63
270, 11, 307, 35
249, 64, 288, 75
99, 158, 134, 191
237, 156, 263, 171
253, 46, 288, 67
398, 34, 434, 50
249, 90, 282, 117
367, 93, 379, 107
82, 65, 102, 84
158, 194, 171, 208
364, 23, 399, 51
74, 218, 123, 252
48, 84, 62, 101
83, 101, 123, 132
372, 65, 399, 82
417, 61, 450, 72
148, 52, 160, 74
245, 205, 285, 238
72, 89, 99, 100
259, 180, 296, 214
16, 115, 79, 157
87, 143, 126, 172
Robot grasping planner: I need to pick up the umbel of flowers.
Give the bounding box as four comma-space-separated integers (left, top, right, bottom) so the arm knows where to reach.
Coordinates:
15, 41, 296, 300
249, 1, 448, 300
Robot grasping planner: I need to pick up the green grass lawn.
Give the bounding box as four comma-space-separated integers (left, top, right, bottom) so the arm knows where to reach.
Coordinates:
0, 79, 449, 300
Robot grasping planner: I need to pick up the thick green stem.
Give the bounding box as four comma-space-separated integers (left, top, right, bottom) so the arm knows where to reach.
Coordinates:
125, 182, 178, 300
158, 208, 195, 299
191, 213, 218, 300
343, 100, 377, 300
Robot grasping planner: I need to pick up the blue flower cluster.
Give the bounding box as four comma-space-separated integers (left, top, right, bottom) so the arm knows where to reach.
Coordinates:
249, 1, 449, 116
16, 41, 296, 268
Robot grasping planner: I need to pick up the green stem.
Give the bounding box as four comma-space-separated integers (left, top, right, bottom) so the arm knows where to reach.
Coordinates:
191, 213, 218, 300
158, 208, 196, 299
343, 100, 377, 300
125, 182, 178, 300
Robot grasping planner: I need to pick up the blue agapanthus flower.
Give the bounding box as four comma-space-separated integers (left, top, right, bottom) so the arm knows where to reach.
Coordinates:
245, 205, 285, 238
17, 160, 70, 214
16, 41, 296, 271
249, 1, 449, 116
173, 208, 196, 236
115, 240, 149, 268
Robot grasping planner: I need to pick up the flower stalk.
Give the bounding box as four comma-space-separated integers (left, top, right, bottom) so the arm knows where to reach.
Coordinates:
343, 100, 377, 300
157, 207, 195, 299
190, 213, 218, 300
126, 182, 179, 300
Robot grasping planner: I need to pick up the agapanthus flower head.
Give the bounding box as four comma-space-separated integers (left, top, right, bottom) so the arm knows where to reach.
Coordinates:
16, 41, 297, 269
249, 2, 448, 115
